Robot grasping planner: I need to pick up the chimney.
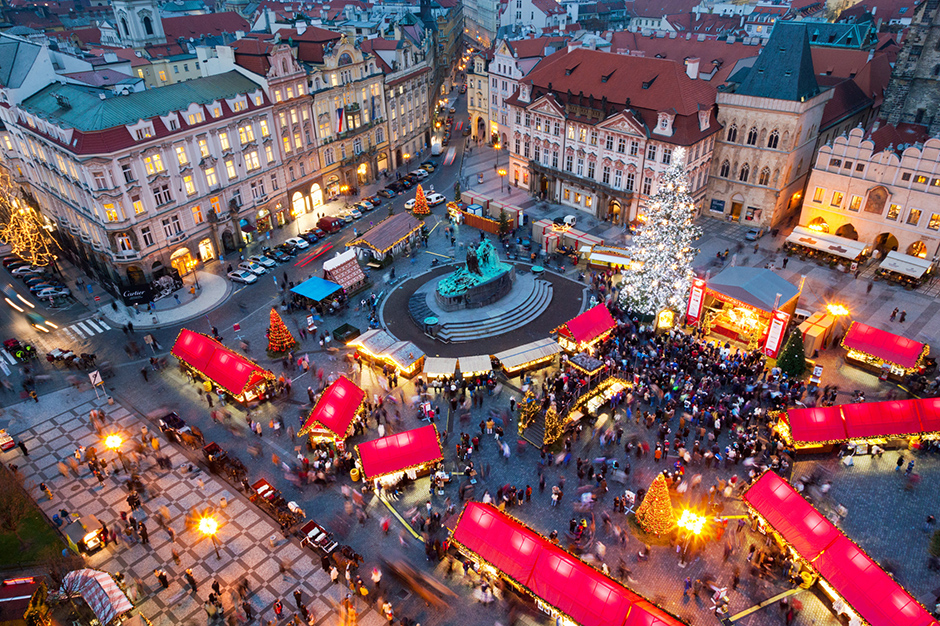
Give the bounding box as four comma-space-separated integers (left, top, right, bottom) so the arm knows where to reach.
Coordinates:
567, 41, 581, 52
685, 57, 699, 79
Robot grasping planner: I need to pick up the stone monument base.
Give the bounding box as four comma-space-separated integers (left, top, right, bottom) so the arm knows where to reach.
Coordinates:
434, 268, 515, 311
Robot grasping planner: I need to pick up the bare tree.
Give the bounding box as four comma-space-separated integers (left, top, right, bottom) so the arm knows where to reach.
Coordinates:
0, 465, 34, 549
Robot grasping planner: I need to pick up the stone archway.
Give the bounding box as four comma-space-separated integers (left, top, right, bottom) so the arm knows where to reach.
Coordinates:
835, 223, 858, 240
874, 232, 899, 255
310, 183, 324, 210
907, 240, 927, 258
221, 230, 236, 253
808, 216, 830, 233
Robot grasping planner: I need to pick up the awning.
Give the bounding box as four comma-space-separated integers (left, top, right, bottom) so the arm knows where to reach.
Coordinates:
879, 251, 932, 279
842, 321, 927, 370
840, 401, 923, 440
555, 304, 616, 344
742, 472, 937, 626
494, 338, 562, 370
782, 397, 940, 446
171, 329, 273, 397
298, 376, 365, 439
349, 328, 397, 353
290, 276, 343, 302
357, 424, 443, 480
61, 570, 133, 626
707, 266, 800, 312
784, 405, 846, 444
459, 354, 492, 376
241, 223, 256, 233
452, 503, 686, 626
423, 356, 457, 378
785, 226, 866, 260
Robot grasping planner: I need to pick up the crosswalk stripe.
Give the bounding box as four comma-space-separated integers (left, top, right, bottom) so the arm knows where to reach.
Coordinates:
97, 319, 111, 330
69, 324, 85, 338
76, 322, 93, 335
2, 351, 16, 365
61, 327, 76, 341
85, 320, 102, 333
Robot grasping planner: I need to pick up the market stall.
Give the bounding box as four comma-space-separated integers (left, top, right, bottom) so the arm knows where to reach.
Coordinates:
323, 250, 368, 294
347, 329, 425, 377
554, 304, 617, 353
171, 329, 274, 404
451, 502, 687, 626
532, 219, 603, 258
686, 268, 800, 357
298, 376, 365, 448
742, 471, 936, 626
493, 338, 561, 375
356, 424, 443, 489
798, 312, 838, 356
582, 245, 631, 271
423, 356, 458, 380
290, 276, 343, 304
784, 226, 868, 264
776, 397, 940, 452
346, 212, 423, 263
876, 251, 933, 288
458, 355, 492, 378
60, 570, 133, 626
840, 322, 928, 380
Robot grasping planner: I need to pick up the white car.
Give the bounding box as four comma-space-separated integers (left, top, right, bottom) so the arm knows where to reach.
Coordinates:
11, 265, 45, 276
404, 198, 417, 210
228, 270, 258, 284
427, 193, 447, 206
36, 286, 70, 299
249, 255, 277, 269
410, 169, 429, 180
285, 236, 310, 250
238, 261, 267, 275
343, 208, 363, 219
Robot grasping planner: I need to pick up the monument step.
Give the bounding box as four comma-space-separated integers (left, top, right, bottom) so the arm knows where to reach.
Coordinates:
438, 279, 551, 331
436, 281, 553, 342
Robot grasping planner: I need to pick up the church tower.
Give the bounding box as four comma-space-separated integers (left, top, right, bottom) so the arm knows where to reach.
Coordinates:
112, 0, 166, 48
882, 0, 940, 133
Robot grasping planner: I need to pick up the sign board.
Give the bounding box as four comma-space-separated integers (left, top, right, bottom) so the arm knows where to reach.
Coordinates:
810, 364, 824, 385
88, 370, 103, 387
307, 315, 317, 332
87, 284, 94, 294
94, 296, 100, 302
686, 278, 706, 326
143, 334, 154, 345
233, 323, 241, 332
0, 360, 9, 377
763, 310, 791, 358
121, 284, 154, 305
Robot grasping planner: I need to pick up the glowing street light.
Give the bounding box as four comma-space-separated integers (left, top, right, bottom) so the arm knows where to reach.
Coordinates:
105, 434, 123, 451
198, 515, 221, 559
498, 168, 507, 192
826, 303, 850, 317
677, 510, 707, 535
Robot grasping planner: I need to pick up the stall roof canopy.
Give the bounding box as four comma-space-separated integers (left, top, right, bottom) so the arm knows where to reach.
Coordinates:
323, 250, 366, 289
842, 322, 927, 369
555, 304, 617, 343
879, 251, 932, 279
459, 354, 492, 375
357, 424, 443, 479
349, 328, 397, 352
453, 502, 687, 626
423, 356, 457, 378
299, 376, 365, 438
786, 226, 868, 260
494, 338, 562, 370
784, 397, 940, 445
62, 569, 133, 626
290, 276, 343, 302
743, 472, 938, 626
707, 267, 800, 311
347, 212, 421, 254
171, 329, 273, 397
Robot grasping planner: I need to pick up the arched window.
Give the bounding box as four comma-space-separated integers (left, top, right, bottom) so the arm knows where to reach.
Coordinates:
758, 167, 770, 185
719, 160, 730, 177
767, 130, 779, 149
142, 15, 153, 35
121, 17, 129, 36
337, 53, 353, 67
726, 124, 737, 143
934, 65, 940, 77
746, 127, 758, 145
739, 163, 750, 182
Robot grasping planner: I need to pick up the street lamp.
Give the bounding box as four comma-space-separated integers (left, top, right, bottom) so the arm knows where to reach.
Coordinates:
198, 515, 221, 559
826, 303, 850, 317
105, 434, 123, 451
676, 509, 707, 568
498, 168, 507, 193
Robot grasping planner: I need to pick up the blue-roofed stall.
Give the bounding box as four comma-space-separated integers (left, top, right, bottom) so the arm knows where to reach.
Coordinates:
290, 276, 343, 302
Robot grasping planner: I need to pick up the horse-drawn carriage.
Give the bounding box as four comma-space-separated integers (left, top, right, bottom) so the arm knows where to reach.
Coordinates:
202, 442, 247, 482
46, 348, 97, 369
5, 338, 37, 363
249, 478, 304, 529
158, 412, 205, 449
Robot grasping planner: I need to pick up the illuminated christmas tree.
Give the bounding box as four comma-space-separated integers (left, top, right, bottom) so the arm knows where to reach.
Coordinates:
635, 473, 676, 535
412, 184, 430, 216
0, 203, 58, 267
266, 308, 298, 355
618, 147, 701, 317
777, 331, 807, 377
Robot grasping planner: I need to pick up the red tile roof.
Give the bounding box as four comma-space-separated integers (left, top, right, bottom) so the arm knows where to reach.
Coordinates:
867, 121, 931, 154
819, 78, 871, 128
162, 12, 249, 40
49, 27, 101, 46
810, 47, 871, 79
532, 0, 566, 15
852, 52, 891, 107
231, 38, 274, 76
628, 0, 699, 18
506, 35, 571, 59
608, 31, 759, 83
276, 26, 342, 63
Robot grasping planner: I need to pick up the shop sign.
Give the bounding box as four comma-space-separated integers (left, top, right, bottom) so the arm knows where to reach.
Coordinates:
763, 310, 790, 358
686, 278, 706, 325
121, 284, 154, 305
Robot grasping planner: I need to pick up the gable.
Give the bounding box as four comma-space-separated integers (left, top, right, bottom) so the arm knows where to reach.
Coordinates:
527, 94, 564, 117
597, 111, 647, 137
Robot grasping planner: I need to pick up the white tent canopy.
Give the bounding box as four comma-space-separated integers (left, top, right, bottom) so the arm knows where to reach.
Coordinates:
459, 355, 492, 376
786, 226, 867, 260
494, 338, 562, 370
879, 250, 932, 279
423, 357, 457, 378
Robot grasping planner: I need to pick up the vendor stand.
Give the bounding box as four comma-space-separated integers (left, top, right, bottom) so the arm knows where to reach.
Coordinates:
347, 329, 425, 378
451, 502, 687, 626
423, 357, 458, 380
686, 267, 800, 357
581, 245, 631, 271
877, 251, 933, 288
784, 226, 868, 266
298, 376, 366, 450
840, 322, 928, 381
290, 276, 343, 309
323, 250, 368, 294
63, 515, 105, 555
171, 329, 275, 404
493, 338, 561, 376
356, 424, 443, 490
554, 304, 617, 353
458, 355, 492, 378
742, 471, 936, 626
798, 312, 837, 356
60, 569, 133, 626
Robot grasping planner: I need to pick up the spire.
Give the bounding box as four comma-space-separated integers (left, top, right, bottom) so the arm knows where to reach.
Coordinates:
736, 22, 819, 102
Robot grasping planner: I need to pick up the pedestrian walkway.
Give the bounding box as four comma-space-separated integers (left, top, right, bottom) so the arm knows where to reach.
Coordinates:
3, 387, 375, 626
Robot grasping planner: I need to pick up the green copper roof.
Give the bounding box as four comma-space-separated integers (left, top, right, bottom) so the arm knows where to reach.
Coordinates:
20, 71, 262, 132
735, 22, 819, 102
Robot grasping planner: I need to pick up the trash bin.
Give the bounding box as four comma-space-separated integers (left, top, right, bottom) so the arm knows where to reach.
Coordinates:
350, 467, 360, 482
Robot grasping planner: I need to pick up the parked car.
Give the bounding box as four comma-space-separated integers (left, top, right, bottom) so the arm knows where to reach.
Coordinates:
449, 106, 456, 113
344, 208, 363, 219
2, 257, 24, 268
338, 212, 354, 223
228, 270, 258, 284
317, 216, 345, 233
28, 283, 56, 294
400, 178, 415, 189
24, 276, 51, 288
264, 248, 291, 263
11, 265, 44, 276
427, 192, 447, 206
459, 85, 467, 94
36, 286, 71, 299
300, 231, 320, 244
248, 255, 277, 269
420, 161, 436, 172
378, 188, 397, 198
354, 201, 374, 213
745, 227, 765, 241
285, 237, 310, 250
462, 126, 471, 136
364, 195, 382, 207
276, 242, 297, 256
238, 261, 267, 275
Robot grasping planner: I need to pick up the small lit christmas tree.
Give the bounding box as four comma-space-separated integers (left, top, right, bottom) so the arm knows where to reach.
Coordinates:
635, 473, 677, 535
0, 203, 58, 267
412, 184, 430, 217
266, 308, 298, 356
454, 181, 462, 203
776, 331, 807, 377
619, 147, 701, 317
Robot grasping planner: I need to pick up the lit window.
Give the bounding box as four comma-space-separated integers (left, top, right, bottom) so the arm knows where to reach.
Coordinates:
175, 146, 188, 166
887, 204, 901, 221
219, 132, 230, 151
260, 119, 270, 137
225, 159, 237, 180
132, 195, 145, 214
848, 195, 862, 211
104, 203, 119, 222
188, 112, 204, 124
183, 175, 196, 195
159, 70, 167, 82
205, 167, 218, 187
283, 136, 292, 154
244, 151, 260, 171
265, 144, 275, 163
928, 213, 940, 230
239, 124, 255, 144
813, 187, 825, 202
232, 100, 247, 112
210, 196, 221, 213
192, 204, 204, 224
830, 192, 844, 207
198, 139, 209, 158
143, 153, 164, 175
907, 208, 922, 225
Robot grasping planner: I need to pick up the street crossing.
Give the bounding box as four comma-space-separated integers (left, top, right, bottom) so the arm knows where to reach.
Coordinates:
59, 317, 111, 341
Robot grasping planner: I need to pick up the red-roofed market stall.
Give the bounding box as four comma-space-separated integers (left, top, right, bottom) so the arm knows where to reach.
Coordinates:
171, 329, 274, 403
841, 321, 929, 380
742, 471, 937, 626
356, 424, 443, 489
298, 376, 365, 449
554, 304, 617, 352
451, 502, 686, 626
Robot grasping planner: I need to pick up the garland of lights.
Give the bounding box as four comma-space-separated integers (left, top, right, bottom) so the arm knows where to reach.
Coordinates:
1, 204, 58, 267
354, 423, 442, 480
412, 184, 430, 216
297, 376, 366, 439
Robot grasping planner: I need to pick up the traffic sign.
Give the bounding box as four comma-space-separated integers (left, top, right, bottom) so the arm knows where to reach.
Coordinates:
143, 334, 153, 345
94, 296, 100, 302
233, 323, 241, 332
88, 370, 103, 386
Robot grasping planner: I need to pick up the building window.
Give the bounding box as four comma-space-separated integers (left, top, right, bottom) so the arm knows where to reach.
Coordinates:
662, 148, 672, 165
153, 184, 172, 205
250, 180, 266, 200
161, 214, 182, 237
141, 226, 154, 247
613, 170, 622, 188
739, 163, 750, 182
515, 138, 521, 154
158, 70, 167, 82
564, 189, 570, 201
554, 122, 561, 136
225, 159, 237, 180
565, 154, 573, 171
844, 161, 853, 170
271, 174, 279, 190
914, 175, 929, 184
602, 165, 610, 184
928, 213, 940, 230
244, 151, 260, 171
143, 153, 164, 175
617, 137, 626, 153
239, 124, 255, 144
523, 141, 530, 158
626, 172, 635, 191
646, 144, 656, 160
552, 151, 559, 168
103, 204, 119, 222
758, 168, 770, 185
576, 158, 584, 176
534, 145, 541, 163
192, 205, 204, 224
642, 176, 652, 195
746, 127, 758, 145
219, 132, 231, 151
587, 161, 595, 179
116, 235, 132, 252
830, 191, 843, 207
353, 138, 363, 154
901, 172, 912, 181
767, 130, 779, 149
265, 144, 275, 164
260, 119, 270, 137
93, 172, 107, 189
567, 126, 575, 140
132, 194, 145, 214
515, 111, 521, 125
198, 139, 209, 158
589, 131, 598, 146
175, 146, 188, 166
726, 124, 737, 142
829, 158, 842, 168
813, 187, 825, 202
183, 175, 196, 195
887, 204, 901, 220
205, 167, 218, 187
907, 208, 922, 225
848, 195, 862, 211
283, 136, 292, 154
719, 161, 730, 177
210, 196, 221, 213
629, 141, 639, 156
578, 128, 586, 143
122, 164, 134, 183
605, 135, 614, 151
188, 112, 203, 125
324, 148, 334, 166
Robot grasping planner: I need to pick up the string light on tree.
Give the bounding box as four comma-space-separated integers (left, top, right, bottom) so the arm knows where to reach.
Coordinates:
412, 184, 430, 216
618, 147, 701, 317
635, 472, 677, 535
266, 308, 299, 356
1, 202, 59, 267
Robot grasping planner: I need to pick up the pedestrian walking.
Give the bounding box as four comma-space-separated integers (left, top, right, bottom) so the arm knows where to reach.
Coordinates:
139, 522, 149, 545
371, 567, 382, 589
293, 590, 303, 609
184, 568, 198, 592
890, 308, 898, 321
140, 367, 148, 381
206, 391, 214, 407
155, 569, 169, 589
242, 601, 254, 620
17, 440, 28, 456
905, 459, 915, 475
273, 600, 284, 617
896, 455, 905, 471
172, 548, 181, 565
39, 482, 52, 500
899, 310, 907, 323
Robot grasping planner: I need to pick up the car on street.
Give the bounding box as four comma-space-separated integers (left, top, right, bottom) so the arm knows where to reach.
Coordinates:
745, 227, 765, 241
2, 257, 25, 269
24, 276, 50, 288
462, 126, 471, 136
364, 195, 382, 207
238, 261, 267, 275
344, 208, 363, 219
460, 85, 467, 93
300, 231, 320, 243
264, 248, 291, 263
36, 286, 70, 299
28, 282, 56, 294
378, 188, 397, 198
285, 236, 310, 250
355, 201, 373, 213
449, 106, 456, 113
338, 212, 354, 223
248, 255, 277, 269
410, 169, 429, 180
427, 192, 447, 206
400, 178, 415, 189
420, 161, 436, 172
11, 265, 45, 276
441, 137, 450, 146
228, 270, 258, 284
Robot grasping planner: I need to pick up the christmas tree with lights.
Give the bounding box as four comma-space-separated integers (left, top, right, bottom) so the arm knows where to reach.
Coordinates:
776, 331, 807, 377
0, 203, 58, 267
619, 147, 701, 318
635, 472, 676, 535
412, 184, 430, 217
266, 308, 298, 356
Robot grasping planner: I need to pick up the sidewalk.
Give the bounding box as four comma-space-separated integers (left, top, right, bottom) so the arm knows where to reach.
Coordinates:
2, 387, 374, 626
